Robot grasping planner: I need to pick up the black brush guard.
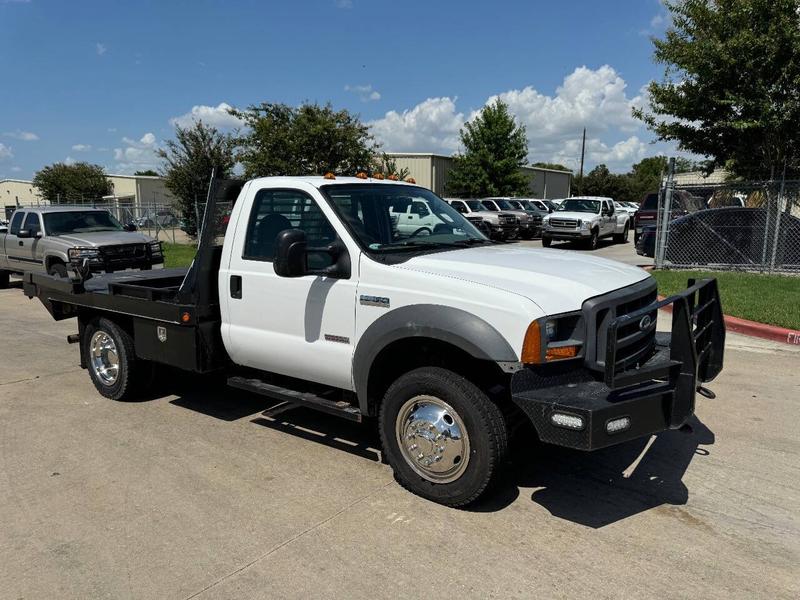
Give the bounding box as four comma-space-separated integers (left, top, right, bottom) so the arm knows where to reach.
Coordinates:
510, 278, 725, 450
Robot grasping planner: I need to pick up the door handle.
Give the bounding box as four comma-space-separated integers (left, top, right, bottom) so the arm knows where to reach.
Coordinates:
18, 241, 23, 246
230, 275, 242, 299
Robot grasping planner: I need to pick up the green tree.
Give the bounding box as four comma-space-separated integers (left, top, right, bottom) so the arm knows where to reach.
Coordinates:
32, 162, 112, 203
231, 102, 377, 178
134, 169, 160, 177
576, 164, 634, 201
446, 100, 530, 198
634, 0, 800, 179
374, 153, 411, 180
532, 162, 571, 172
157, 121, 236, 236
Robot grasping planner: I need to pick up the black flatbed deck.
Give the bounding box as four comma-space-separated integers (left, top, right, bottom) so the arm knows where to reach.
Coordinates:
22, 267, 213, 325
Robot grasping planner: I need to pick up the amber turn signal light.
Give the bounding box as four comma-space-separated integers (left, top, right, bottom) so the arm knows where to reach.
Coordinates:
521, 321, 542, 364
545, 345, 579, 361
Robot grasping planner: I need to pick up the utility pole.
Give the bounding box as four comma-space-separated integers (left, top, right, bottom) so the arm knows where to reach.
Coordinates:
578, 128, 586, 195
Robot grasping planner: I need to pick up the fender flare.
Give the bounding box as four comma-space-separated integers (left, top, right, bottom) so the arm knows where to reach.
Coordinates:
353, 304, 518, 413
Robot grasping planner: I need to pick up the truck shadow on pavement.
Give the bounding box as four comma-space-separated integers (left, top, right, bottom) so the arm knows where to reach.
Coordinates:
472, 416, 715, 527
167, 372, 714, 526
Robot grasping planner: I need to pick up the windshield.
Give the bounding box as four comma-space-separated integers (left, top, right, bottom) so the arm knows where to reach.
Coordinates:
43, 211, 124, 235
495, 200, 517, 210
557, 199, 601, 214
322, 184, 487, 254
465, 200, 485, 211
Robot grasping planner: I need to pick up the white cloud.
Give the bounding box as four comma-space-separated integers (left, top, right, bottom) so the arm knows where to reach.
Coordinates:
369, 65, 658, 171
369, 97, 466, 154
71, 143, 92, 151
344, 84, 381, 102
96, 42, 107, 56
64, 156, 76, 166
107, 127, 117, 133
113, 132, 161, 174
11, 166, 21, 172
0, 143, 12, 160
3, 130, 38, 141
169, 102, 244, 129
335, 0, 353, 8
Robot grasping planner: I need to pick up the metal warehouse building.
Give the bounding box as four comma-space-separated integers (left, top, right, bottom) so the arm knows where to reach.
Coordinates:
386, 153, 572, 199
2, 174, 174, 220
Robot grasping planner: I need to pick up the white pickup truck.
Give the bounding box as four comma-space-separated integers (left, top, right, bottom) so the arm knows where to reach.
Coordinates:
23, 174, 725, 507
542, 196, 631, 250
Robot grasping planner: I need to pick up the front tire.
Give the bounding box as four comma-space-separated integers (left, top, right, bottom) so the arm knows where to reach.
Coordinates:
0, 270, 9, 289
585, 229, 599, 250
83, 317, 151, 401
379, 367, 508, 507
541, 236, 552, 248
48, 262, 68, 278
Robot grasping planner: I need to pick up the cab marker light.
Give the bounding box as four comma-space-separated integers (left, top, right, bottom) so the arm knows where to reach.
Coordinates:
356, 172, 368, 179
323, 172, 336, 180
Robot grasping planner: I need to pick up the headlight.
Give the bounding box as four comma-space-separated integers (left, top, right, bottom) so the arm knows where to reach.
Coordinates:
581, 220, 590, 230
68, 247, 101, 260
149, 241, 163, 255
522, 314, 585, 364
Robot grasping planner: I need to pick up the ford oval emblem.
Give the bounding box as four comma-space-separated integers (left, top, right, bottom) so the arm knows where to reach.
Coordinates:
639, 315, 652, 331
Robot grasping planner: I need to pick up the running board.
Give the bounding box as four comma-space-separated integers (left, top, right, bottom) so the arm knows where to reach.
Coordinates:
227, 376, 362, 422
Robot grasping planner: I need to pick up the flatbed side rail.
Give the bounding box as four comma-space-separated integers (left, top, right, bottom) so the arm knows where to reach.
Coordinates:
604, 278, 725, 391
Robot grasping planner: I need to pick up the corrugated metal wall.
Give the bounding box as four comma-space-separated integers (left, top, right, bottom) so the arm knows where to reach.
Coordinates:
386, 154, 571, 199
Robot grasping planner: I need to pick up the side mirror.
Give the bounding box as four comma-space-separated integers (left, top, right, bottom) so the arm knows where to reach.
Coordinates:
124, 223, 137, 232
273, 228, 350, 279
16, 229, 31, 239
274, 229, 308, 277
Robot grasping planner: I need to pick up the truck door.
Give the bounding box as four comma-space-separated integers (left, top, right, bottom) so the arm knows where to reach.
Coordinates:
20, 212, 44, 268
223, 187, 357, 390
601, 201, 615, 235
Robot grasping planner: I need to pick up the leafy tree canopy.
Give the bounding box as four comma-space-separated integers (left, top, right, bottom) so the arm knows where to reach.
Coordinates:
33, 162, 112, 202
532, 162, 572, 172
134, 169, 160, 177
157, 121, 236, 236
634, 0, 800, 179
231, 102, 377, 178
446, 100, 531, 198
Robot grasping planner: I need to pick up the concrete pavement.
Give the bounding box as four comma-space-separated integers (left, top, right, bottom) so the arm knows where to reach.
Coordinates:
0, 254, 798, 599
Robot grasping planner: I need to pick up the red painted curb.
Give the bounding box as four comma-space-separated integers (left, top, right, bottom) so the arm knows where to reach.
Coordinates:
657, 295, 800, 346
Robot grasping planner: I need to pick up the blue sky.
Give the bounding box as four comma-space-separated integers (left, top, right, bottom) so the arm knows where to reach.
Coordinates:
0, 0, 679, 179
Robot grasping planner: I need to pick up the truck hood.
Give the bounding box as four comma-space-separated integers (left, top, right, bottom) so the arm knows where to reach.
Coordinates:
547, 211, 599, 221
50, 231, 155, 247
396, 245, 650, 314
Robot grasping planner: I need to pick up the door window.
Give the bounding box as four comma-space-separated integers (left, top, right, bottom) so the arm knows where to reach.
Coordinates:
22, 212, 41, 235
243, 189, 337, 266
9, 212, 24, 235
411, 201, 430, 217
450, 201, 467, 214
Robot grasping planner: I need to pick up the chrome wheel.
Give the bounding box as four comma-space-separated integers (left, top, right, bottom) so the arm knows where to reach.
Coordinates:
90, 330, 119, 386
395, 395, 470, 483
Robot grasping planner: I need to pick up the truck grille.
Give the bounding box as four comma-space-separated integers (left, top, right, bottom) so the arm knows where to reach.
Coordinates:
498, 214, 517, 226
100, 244, 148, 263
582, 278, 659, 373
550, 218, 578, 229
531, 215, 543, 225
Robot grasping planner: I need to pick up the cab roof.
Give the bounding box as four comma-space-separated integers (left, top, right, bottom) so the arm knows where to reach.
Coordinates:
247, 176, 422, 189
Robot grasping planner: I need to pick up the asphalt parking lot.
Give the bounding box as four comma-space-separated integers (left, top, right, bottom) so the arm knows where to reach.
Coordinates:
1, 243, 797, 599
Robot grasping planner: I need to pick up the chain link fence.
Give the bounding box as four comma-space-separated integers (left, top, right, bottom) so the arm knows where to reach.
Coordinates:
652, 164, 800, 274
12, 199, 191, 244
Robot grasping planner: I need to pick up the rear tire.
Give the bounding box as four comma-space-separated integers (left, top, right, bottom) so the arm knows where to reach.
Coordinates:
613, 223, 630, 244
84, 317, 151, 401
379, 367, 508, 507
0, 270, 9, 289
